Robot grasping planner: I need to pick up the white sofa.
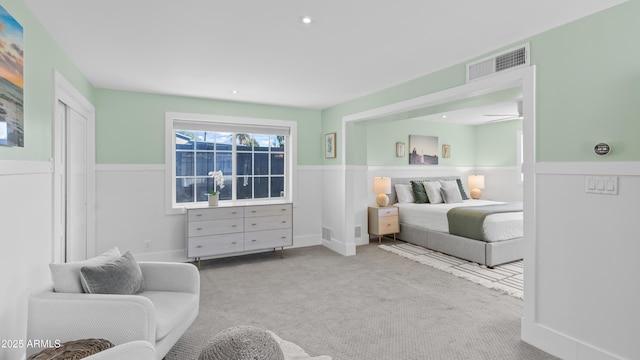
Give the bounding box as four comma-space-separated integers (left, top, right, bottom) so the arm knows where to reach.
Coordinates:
26, 261, 200, 360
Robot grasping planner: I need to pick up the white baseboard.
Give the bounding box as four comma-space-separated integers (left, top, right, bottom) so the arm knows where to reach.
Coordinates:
322, 238, 356, 256
522, 317, 625, 360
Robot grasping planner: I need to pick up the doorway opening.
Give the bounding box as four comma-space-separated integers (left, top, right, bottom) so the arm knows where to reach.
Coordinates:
341, 66, 536, 339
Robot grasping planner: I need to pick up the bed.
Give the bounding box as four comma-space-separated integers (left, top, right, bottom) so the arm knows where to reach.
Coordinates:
389, 177, 523, 268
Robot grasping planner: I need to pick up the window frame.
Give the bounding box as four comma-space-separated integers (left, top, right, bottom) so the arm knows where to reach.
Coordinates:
165, 112, 296, 214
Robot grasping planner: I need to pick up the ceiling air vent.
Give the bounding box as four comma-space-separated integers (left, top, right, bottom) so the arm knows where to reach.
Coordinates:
467, 43, 529, 82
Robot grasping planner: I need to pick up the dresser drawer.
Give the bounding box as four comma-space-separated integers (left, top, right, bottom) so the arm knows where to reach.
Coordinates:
188, 207, 243, 221
187, 233, 244, 257
376, 216, 399, 233
245, 204, 292, 218
244, 228, 292, 251
377, 207, 398, 218
188, 218, 244, 236
244, 214, 292, 232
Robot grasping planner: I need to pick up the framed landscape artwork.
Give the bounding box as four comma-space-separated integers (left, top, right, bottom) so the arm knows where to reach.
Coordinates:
0, 5, 24, 147
408, 135, 439, 165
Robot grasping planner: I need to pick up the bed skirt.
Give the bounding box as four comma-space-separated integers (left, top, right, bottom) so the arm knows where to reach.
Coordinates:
397, 223, 523, 267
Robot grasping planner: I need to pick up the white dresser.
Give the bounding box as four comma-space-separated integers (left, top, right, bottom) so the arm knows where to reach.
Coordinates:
187, 203, 293, 267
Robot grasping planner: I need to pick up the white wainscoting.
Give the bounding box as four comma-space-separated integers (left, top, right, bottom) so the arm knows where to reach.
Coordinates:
95, 164, 324, 262
0, 160, 53, 360
522, 161, 640, 360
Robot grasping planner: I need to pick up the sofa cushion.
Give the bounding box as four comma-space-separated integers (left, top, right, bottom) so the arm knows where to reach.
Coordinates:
80, 251, 145, 295
49, 247, 121, 293
139, 291, 199, 341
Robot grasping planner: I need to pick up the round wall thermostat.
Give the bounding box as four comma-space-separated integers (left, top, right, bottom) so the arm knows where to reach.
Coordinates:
594, 143, 611, 155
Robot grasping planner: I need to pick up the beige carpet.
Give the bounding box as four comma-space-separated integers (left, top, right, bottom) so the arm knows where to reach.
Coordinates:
166, 244, 555, 360
379, 242, 524, 299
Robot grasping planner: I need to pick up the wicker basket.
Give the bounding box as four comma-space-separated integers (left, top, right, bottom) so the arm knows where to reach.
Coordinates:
27, 339, 113, 360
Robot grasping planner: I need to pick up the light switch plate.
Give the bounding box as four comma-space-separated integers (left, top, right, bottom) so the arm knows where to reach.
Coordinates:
586, 176, 618, 195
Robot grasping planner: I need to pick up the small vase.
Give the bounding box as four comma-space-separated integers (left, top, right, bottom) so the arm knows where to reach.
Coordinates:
208, 193, 219, 207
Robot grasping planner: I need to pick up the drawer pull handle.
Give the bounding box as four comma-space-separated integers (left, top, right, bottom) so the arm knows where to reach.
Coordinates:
231, 242, 237, 244
251, 239, 257, 242
281, 208, 287, 211
252, 223, 257, 226
196, 214, 203, 217
281, 236, 287, 239
232, 225, 237, 227
281, 221, 286, 223
196, 245, 202, 248
196, 227, 202, 231
252, 210, 257, 213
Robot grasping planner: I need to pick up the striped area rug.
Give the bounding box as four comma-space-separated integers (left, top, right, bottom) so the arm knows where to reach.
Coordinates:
378, 242, 523, 299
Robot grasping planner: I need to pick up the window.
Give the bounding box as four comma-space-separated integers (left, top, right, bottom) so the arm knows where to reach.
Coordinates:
166, 113, 295, 210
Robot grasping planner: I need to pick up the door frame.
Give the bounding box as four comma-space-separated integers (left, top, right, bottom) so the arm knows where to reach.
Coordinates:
52, 71, 96, 263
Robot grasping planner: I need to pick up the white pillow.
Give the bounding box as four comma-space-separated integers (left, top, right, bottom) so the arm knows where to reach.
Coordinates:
394, 184, 415, 203
49, 247, 121, 293
422, 181, 443, 204
441, 186, 463, 203
439, 179, 458, 190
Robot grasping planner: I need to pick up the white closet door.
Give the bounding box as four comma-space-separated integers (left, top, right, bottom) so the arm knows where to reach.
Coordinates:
65, 106, 88, 262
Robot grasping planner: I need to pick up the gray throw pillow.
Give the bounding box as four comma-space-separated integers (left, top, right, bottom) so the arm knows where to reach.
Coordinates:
49, 247, 121, 293
441, 186, 463, 204
80, 251, 145, 295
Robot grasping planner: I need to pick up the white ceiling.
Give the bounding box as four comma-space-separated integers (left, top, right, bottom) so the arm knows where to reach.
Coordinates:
422, 101, 522, 126
24, 0, 626, 110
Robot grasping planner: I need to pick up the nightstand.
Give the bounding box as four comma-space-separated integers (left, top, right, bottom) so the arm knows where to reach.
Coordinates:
368, 206, 399, 243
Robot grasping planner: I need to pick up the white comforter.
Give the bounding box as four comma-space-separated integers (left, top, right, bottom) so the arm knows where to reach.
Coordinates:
395, 200, 523, 242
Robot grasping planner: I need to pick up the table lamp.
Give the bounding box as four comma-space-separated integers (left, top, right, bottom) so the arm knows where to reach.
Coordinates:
468, 175, 485, 200
372, 177, 391, 207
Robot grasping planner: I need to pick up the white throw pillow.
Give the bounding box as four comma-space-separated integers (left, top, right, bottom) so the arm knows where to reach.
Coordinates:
439, 179, 458, 190
49, 247, 121, 293
441, 186, 463, 203
422, 181, 443, 204
394, 184, 415, 203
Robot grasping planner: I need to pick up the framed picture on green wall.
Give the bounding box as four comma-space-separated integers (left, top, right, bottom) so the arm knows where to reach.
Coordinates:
325, 132, 336, 158
0, 4, 24, 147
409, 135, 438, 165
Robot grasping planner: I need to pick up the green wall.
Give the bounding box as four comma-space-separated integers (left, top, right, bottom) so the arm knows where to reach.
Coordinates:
0, 0, 94, 161
95, 89, 322, 165
361, 117, 521, 167
364, 120, 475, 166
326, 0, 639, 164
475, 120, 522, 167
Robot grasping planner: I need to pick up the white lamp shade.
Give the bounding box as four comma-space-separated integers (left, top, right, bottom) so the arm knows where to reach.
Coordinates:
468, 175, 485, 190
372, 177, 391, 194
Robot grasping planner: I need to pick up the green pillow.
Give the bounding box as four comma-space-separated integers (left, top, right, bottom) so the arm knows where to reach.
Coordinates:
456, 178, 469, 200
410, 181, 429, 203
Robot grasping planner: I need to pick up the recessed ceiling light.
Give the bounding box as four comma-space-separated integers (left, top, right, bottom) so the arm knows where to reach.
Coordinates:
442, 115, 447, 119
232, 90, 239, 94
299, 15, 313, 25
